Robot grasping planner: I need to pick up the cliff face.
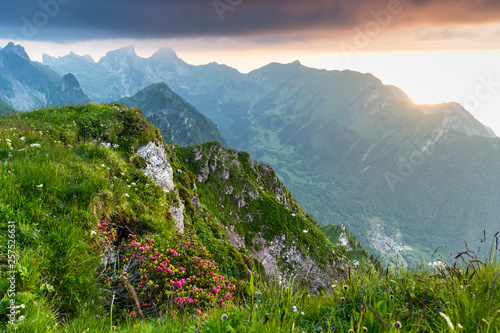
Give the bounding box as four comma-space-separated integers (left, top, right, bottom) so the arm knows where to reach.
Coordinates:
175, 142, 348, 290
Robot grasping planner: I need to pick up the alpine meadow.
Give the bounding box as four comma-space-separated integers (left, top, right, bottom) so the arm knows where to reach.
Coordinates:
1, 0, 500, 332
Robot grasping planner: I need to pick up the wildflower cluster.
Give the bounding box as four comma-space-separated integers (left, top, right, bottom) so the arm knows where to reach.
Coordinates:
97, 222, 245, 317
97, 220, 116, 243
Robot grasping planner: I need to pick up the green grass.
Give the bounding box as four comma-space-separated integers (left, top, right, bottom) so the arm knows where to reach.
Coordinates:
0, 105, 498, 332
3, 255, 498, 332
0, 104, 169, 330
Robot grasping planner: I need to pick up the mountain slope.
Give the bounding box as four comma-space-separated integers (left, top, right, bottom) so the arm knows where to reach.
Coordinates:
233, 64, 499, 263
0, 43, 91, 110
0, 99, 14, 115
0, 42, 60, 110
118, 83, 227, 146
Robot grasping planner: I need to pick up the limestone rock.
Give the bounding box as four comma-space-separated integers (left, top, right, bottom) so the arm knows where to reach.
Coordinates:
137, 141, 175, 193
137, 140, 185, 232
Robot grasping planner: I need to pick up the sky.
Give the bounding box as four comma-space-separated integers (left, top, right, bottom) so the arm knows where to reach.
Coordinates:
1, 0, 500, 134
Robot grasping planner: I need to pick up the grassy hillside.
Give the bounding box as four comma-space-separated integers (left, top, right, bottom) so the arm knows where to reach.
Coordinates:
0, 104, 352, 331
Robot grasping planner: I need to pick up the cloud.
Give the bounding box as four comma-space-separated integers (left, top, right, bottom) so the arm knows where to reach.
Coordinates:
413, 27, 478, 41
1, 0, 500, 42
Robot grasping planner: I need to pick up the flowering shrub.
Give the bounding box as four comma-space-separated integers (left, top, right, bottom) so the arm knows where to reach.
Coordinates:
97, 221, 245, 317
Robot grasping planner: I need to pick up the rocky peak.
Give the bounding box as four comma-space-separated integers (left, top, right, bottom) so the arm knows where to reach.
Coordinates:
69, 51, 95, 63
151, 47, 179, 60
61, 73, 81, 90
101, 45, 138, 60
43, 51, 95, 66
98, 45, 142, 70
419, 102, 496, 138
58, 73, 91, 106
1, 42, 31, 61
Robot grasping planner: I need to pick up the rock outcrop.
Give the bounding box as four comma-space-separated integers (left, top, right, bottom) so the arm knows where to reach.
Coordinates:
137, 140, 185, 232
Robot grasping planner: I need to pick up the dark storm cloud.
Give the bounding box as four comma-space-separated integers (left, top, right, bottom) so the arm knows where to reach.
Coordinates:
1, 0, 499, 41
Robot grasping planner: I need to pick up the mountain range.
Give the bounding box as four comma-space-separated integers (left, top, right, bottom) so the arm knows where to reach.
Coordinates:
0, 43, 90, 110
3, 43, 499, 263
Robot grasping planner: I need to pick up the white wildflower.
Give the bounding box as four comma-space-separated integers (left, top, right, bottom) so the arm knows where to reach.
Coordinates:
30, 143, 40, 147
36, 184, 43, 188
428, 260, 445, 268
123, 193, 130, 197
303, 229, 309, 233
20, 137, 25, 141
